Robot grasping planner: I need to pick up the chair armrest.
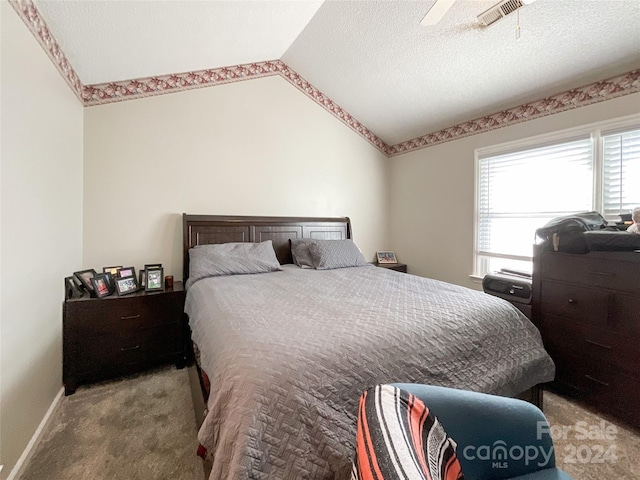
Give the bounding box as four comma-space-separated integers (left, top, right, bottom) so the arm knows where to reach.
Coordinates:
392, 383, 556, 480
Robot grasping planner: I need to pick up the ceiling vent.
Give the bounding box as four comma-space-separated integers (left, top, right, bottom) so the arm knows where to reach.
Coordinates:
478, 0, 525, 27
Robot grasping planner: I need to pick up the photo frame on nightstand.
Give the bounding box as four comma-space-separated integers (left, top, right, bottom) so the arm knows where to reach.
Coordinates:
74, 269, 97, 293
102, 272, 116, 294
103, 265, 122, 278
376, 251, 397, 264
139, 269, 146, 289
115, 276, 139, 296
145, 267, 164, 292
64, 276, 83, 300
91, 274, 112, 298
118, 266, 136, 279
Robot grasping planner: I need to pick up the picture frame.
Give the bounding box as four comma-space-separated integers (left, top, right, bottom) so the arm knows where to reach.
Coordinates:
145, 267, 164, 292
115, 275, 139, 296
91, 274, 112, 298
376, 251, 397, 264
103, 265, 122, 277
139, 269, 146, 289
73, 269, 97, 292
118, 266, 136, 279
102, 271, 116, 294
144, 263, 162, 271
64, 276, 83, 300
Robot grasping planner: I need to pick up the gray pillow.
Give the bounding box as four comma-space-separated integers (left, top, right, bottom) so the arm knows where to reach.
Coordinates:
290, 239, 315, 268
186, 241, 281, 288
307, 239, 368, 270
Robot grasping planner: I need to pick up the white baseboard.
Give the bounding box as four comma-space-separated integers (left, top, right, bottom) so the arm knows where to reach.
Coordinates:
6, 387, 64, 480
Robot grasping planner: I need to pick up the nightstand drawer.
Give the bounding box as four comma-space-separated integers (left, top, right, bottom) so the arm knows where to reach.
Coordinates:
77, 322, 182, 373
69, 295, 182, 336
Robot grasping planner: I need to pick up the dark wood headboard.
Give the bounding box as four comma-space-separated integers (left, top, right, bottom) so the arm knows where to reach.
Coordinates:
182, 214, 352, 281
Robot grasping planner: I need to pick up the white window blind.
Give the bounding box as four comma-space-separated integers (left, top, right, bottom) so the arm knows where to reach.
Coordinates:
477, 137, 593, 272
602, 128, 640, 218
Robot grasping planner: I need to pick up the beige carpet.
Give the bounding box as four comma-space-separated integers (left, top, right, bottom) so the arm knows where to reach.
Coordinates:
545, 391, 640, 479
19, 367, 204, 480
19, 367, 640, 480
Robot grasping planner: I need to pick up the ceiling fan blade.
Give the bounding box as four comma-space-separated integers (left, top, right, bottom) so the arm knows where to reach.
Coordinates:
420, 0, 457, 26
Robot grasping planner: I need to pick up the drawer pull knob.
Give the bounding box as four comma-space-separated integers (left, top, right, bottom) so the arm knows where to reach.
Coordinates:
584, 375, 609, 387
568, 299, 577, 305
585, 339, 612, 350
120, 345, 140, 352
121, 315, 141, 320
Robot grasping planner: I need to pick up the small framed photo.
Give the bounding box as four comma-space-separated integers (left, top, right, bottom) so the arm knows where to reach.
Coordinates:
103, 265, 122, 277
91, 274, 112, 298
139, 269, 147, 289
115, 276, 139, 296
145, 267, 164, 292
64, 276, 83, 300
74, 269, 97, 292
376, 251, 397, 264
102, 271, 116, 294
144, 263, 162, 271
118, 266, 136, 279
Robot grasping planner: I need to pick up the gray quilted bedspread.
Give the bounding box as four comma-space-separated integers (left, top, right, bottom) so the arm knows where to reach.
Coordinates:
185, 265, 555, 480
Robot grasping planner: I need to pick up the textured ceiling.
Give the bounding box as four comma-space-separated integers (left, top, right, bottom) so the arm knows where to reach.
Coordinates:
283, 0, 640, 144
30, 0, 640, 146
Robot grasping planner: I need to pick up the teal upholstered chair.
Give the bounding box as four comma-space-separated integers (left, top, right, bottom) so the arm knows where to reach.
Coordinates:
392, 384, 573, 480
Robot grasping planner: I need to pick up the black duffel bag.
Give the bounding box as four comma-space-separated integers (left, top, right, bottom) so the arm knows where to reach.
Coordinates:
535, 211, 608, 253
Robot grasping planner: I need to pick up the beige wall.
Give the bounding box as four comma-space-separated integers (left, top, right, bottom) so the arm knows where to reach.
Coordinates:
0, 2, 84, 478
389, 93, 640, 290
83, 75, 389, 279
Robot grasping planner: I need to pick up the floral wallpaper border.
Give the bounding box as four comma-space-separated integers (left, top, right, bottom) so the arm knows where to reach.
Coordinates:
10, 0, 640, 157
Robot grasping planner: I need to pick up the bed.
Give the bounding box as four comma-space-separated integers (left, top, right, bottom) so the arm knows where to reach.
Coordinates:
182, 214, 555, 480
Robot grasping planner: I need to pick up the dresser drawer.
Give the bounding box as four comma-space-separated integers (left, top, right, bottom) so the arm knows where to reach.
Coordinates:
540, 253, 639, 292
539, 281, 610, 326
611, 292, 640, 335
539, 282, 640, 334
76, 322, 182, 373
552, 351, 640, 426
540, 314, 639, 377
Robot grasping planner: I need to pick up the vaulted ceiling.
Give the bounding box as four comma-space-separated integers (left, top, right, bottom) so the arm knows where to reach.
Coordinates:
22, 0, 640, 152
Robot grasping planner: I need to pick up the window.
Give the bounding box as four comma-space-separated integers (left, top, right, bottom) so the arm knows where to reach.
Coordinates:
602, 129, 640, 218
474, 117, 640, 277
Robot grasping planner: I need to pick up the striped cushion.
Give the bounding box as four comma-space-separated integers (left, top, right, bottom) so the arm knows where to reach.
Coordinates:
352, 385, 464, 480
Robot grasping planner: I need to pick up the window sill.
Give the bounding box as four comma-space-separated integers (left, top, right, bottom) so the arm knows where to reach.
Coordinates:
469, 274, 484, 284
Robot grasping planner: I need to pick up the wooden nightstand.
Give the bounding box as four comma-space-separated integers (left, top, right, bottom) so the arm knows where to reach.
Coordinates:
373, 262, 407, 273
63, 282, 186, 395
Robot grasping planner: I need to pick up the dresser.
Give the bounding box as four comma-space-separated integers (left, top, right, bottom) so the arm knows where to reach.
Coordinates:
532, 246, 640, 428
63, 282, 187, 395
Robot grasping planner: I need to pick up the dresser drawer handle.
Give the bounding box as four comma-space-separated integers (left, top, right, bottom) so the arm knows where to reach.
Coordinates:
568, 299, 577, 305
120, 345, 140, 352
121, 315, 141, 320
584, 375, 609, 387
585, 339, 612, 350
